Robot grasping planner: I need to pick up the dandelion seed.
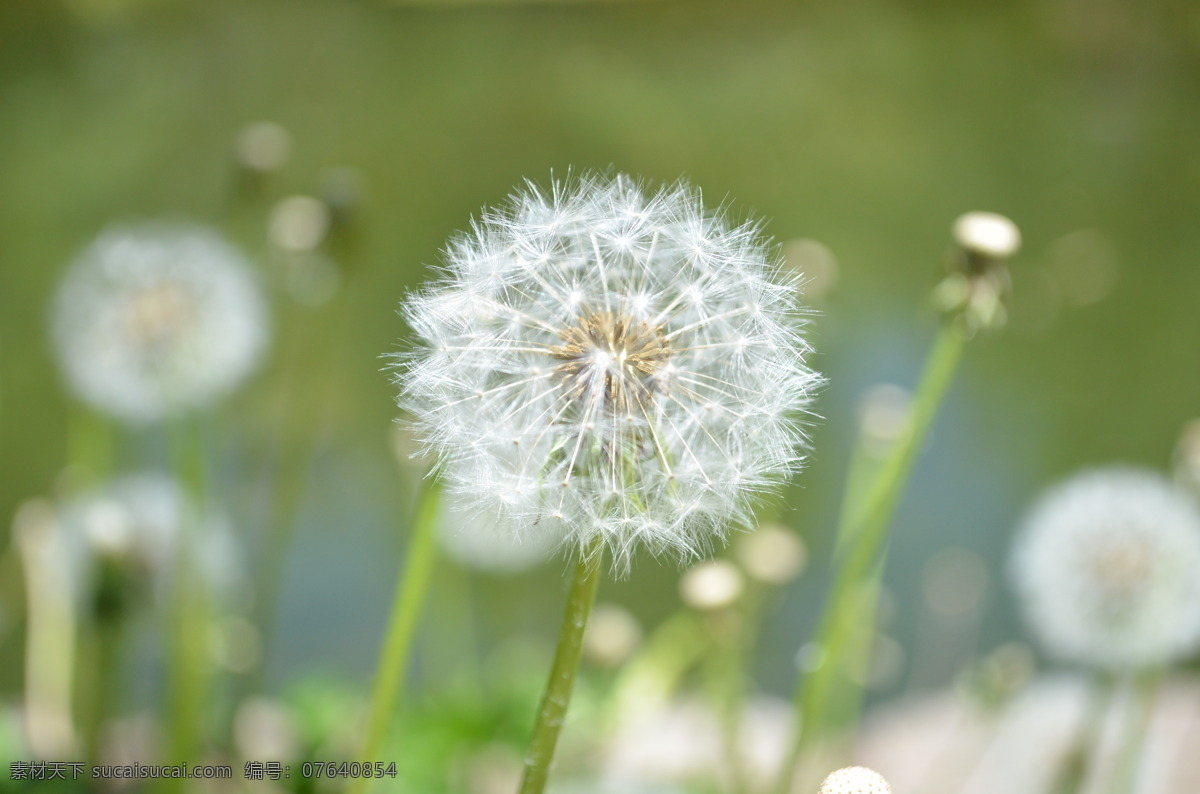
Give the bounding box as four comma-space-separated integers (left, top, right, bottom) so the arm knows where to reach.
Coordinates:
236, 121, 292, 174
52, 223, 269, 424
397, 174, 819, 570
1010, 467, 1200, 671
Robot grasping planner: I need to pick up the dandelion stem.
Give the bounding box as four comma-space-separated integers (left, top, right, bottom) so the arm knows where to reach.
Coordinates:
67, 402, 114, 489
164, 417, 211, 792
1047, 674, 1115, 794
80, 616, 125, 764
1108, 671, 1161, 794
713, 588, 765, 794
606, 610, 707, 729
519, 538, 604, 794
248, 294, 345, 693
352, 479, 441, 794
778, 322, 966, 793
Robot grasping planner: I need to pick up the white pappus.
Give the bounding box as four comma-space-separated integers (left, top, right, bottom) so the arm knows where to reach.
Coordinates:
52, 222, 269, 424
1011, 467, 1200, 671
396, 174, 820, 570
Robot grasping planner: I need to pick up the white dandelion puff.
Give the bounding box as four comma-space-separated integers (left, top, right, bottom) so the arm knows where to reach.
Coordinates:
52, 222, 269, 424
58, 473, 241, 610
1010, 467, 1200, 671
818, 766, 892, 794
396, 174, 820, 569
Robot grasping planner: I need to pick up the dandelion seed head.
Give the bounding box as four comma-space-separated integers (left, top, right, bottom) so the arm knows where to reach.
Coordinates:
1011, 467, 1200, 671
818, 766, 892, 794
58, 473, 240, 608
397, 175, 819, 570
52, 223, 269, 424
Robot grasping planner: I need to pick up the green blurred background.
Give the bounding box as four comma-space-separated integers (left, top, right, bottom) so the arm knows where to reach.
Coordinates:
1, 0, 1199, 733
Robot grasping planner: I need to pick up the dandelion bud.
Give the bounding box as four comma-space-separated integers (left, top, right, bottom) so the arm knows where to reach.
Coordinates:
680, 560, 744, 610
397, 174, 820, 570
736, 524, 806, 584
583, 604, 642, 667
936, 211, 1021, 334
235, 121, 291, 174
818, 766, 892, 794
320, 166, 366, 229
952, 211, 1022, 261
269, 195, 331, 253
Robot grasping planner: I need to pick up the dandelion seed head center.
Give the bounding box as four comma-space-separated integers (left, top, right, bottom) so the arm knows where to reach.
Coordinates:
121, 280, 196, 349
549, 310, 670, 413
1085, 536, 1155, 594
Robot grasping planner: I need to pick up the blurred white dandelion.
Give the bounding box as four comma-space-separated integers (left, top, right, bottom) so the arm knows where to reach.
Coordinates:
436, 501, 557, 573
52, 223, 269, 424
1011, 467, 1200, 671
57, 472, 242, 610
398, 174, 819, 569
603, 695, 793, 790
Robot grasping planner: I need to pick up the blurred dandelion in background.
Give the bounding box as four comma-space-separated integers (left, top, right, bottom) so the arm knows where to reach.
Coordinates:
56, 473, 242, 610
1010, 467, 1200, 671
51, 223, 270, 424
435, 501, 557, 573
398, 173, 821, 569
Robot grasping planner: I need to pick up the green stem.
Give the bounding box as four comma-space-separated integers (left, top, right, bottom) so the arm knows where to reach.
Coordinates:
713, 588, 764, 794
247, 296, 336, 690
1108, 671, 1161, 794
518, 539, 604, 794
606, 610, 707, 730
1047, 674, 1115, 794
351, 480, 441, 794
777, 322, 966, 794
81, 616, 125, 764
163, 417, 210, 792
67, 402, 114, 489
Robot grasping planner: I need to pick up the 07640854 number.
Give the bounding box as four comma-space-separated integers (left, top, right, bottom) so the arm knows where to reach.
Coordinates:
300, 762, 398, 779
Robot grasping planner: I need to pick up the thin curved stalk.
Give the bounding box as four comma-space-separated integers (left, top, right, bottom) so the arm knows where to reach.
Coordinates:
352, 480, 441, 794
1108, 671, 1161, 794
519, 539, 604, 794
164, 417, 211, 789
777, 322, 966, 793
